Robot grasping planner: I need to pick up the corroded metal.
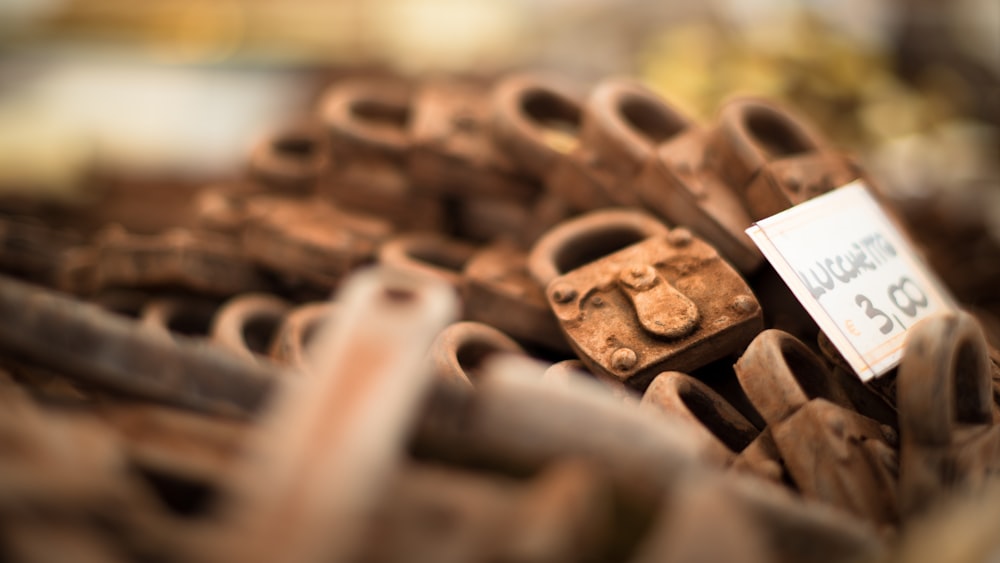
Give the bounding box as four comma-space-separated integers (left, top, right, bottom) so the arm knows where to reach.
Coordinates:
530, 209, 763, 388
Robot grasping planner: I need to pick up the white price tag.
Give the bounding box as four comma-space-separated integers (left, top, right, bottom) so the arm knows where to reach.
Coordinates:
746, 181, 956, 381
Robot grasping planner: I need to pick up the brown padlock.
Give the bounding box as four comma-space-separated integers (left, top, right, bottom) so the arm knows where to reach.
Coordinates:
241, 195, 392, 289
735, 329, 900, 525
528, 209, 763, 388
491, 73, 585, 245
247, 119, 332, 196
708, 97, 860, 220
632, 99, 762, 273
896, 311, 1000, 519
546, 78, 685, 211
429, 321, 525, 387
462, 241, 569, 352
409, 77, 539, 203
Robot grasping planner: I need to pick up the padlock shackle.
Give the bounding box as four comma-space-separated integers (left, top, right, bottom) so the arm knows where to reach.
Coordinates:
319, 78, 413, 157
430, 321, 525, 386
379, 233, 478, 289
709, 97, 829, 190
643, 371, 759, 460
586, 79, 691, 168
527, 209, 669, 287
735, 329, 856, 426
897, 311, 994, 446
248, 119, 331, 193
269, 301, 336, 373
212, 293, 291, 360
491, 73, 583, 179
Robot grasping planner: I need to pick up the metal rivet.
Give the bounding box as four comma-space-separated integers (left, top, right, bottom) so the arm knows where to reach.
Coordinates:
551, 284, 577, 304
730, 294, 757, 314
610, 348, 637, 371
666, 228, 692, 247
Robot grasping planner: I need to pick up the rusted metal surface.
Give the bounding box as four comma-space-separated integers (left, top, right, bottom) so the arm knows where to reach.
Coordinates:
0, 69, 992, 563
530, 209, 763, 388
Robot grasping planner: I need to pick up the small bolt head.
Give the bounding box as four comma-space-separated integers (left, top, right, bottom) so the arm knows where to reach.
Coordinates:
730, 294, 757, 314
551, 284, 577, 304
610, 348, 638, 372
621, 264, 657, 291
666, 228, 692, 247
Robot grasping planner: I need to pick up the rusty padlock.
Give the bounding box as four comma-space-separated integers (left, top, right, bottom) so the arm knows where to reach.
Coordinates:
632, 99, 762, 273
490, 73, 585, 245
708, 97, 860, 220
409, 77, 539, 203
462, 240, 569, 352
528, 209, 763, 388
735, 329, 899, 525
241, 195, 392, 290
211, 293, 291, 360
546, 78, 686, 212
429, 321, 525, 387
896, 311, 1000, 519
247, 119, 332, 196
61, 225, 268, 297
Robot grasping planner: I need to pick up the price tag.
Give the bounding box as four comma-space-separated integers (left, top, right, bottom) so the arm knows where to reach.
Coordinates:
746, 181, 956, 381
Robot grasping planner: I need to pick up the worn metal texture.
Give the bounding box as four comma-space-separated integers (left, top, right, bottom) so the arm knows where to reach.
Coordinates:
530, 209, 763, 388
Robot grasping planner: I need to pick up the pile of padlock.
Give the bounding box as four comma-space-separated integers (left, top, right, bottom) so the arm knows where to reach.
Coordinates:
0, 72, 998, 563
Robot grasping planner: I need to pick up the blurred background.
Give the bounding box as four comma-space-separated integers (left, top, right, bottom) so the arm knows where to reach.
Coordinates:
0, 0, 997, 300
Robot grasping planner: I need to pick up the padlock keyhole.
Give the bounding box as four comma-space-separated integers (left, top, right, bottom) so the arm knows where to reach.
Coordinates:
745, 110, 814, 159
620, 96, 685, 144
552, 227, 646, 275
